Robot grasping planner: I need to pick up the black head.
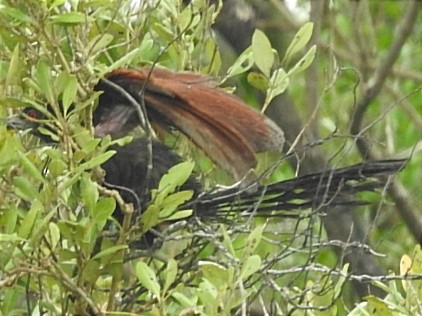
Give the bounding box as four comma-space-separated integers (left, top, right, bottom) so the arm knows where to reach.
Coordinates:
6, 108, 57, 142
7, 101, 137, 142
7, 108, 43, 128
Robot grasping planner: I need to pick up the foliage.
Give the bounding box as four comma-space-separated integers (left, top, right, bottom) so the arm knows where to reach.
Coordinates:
0, 0, 421, 315
347, 245, 422, 316
225, 23, 316, 110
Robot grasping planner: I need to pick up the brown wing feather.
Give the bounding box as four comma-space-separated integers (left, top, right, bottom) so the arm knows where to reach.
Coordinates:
135, 68, 285, 153
99, 67, 285, 179
144, 93, 257, 180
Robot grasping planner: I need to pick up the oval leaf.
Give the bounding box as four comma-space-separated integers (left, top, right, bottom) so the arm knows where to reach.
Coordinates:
287, 44, 317, 76
50, 12, 86, 24
136, 261, 161, 298
240, 255, 261, 280
225, 47, 254, 79
243, 224, 265, 258
14, 176, 40, 201
74, 150, 116, 173
158, 161, 194, 195
18, 151, 45, 183
6, 44, 21, 86
247, 72, 269, 91
62, 74, 78, 114
252, 29, 274, 77
163, 259, 178, 293
92, 245, 128, 260
36, 61, 54, 104
165, 209, 193, 221
283, 22, 314, 65
160, 190, 194, 218
18, 200, 42, 239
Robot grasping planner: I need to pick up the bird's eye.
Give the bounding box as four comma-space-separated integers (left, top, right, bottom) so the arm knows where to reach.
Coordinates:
25, 109, 41, 120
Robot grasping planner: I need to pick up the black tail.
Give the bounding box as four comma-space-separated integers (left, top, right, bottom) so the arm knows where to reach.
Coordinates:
189, 159, 406, 218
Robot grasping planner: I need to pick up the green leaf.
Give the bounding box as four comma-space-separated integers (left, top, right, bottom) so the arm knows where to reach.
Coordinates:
93, 197, 116, 229
89, 34, 114, 54
0, 5, 32, 23
164, 209, 192, 221
38, 126, 60, 142
18, 200, 42, 239
6, 44, 21, 87
158, 161, 194, 195
334, 263, 349, 298
264, 68, 289, 110
240, 255, 261, 280
141, 204, 160, 233
81, 260, 101, 284
0, 136, 23, 175
172, 292, 197, 307
104, 48, 142, 75
61, 74, 78, 114
247, 72, 269, 91
243, 224, 264, 258
365, 297, 393, 316
180, 5, 199, 31
139, 36, 154, 56
18, 151, 45, 183
198, 279, 218, 306
92, 245, 127, 260
287, 44, 317, 76
81, 173, 98, 214
199, 38, 222, 74
135, 261, 161, 299
0, 233, 24, 242
48, 158, 67, 177
199, 261, 229, 289
252, 29, 274, 77
283, 22, 314, 65
163, 259, 178, 293
411, 244, 422, 274
49, 12, 86, 24
73, 150, 116, 173
159, 190, 194, 219
220, 225, 236, 257
1, 207, 18, 234
36, 61, 54, 104
48, 0, 67, 9
225, 47, 254, 79
47, 222, 60, 251
32, 208, 56, 246
1, 287, 23, 316
14, 176, 39, 201
110, 135, 133, 147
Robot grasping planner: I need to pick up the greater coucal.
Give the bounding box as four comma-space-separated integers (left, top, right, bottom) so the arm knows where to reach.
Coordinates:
8, 73, 405, 232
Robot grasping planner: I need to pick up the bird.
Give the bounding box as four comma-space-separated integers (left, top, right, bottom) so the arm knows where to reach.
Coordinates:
7, 96, 406, 248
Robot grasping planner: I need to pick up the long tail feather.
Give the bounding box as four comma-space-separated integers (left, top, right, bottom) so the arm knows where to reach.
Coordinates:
189, 159, 406, 218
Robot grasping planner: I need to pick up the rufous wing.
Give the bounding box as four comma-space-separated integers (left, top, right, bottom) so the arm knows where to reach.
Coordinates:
97, 67, 285, 180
